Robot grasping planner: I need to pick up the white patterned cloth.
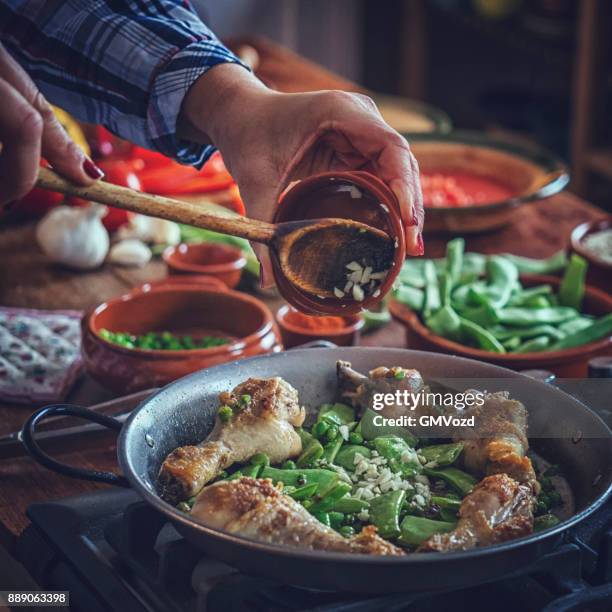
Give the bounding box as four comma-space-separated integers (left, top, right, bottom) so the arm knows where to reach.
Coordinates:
0, 307, 83, 404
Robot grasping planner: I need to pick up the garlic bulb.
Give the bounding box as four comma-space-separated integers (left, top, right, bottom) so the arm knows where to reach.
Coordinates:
116, 214, 180, 245
36, 205, 109, 270
108, 239, 152, 267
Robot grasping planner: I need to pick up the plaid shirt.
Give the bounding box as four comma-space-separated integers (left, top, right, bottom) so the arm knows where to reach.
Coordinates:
0, 0, 248, 166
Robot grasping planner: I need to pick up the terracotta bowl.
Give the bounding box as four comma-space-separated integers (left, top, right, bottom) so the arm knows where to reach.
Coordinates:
82, 280, 282, 392
405, 131, 569, 234
163, 242, 247, 288
570, 217, 612, 294
272, 171, 407, 315
389, 275, 612, 377
276, 304, 364, 348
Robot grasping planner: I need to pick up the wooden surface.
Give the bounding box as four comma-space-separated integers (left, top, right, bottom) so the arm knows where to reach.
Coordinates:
0, 37, 609, 549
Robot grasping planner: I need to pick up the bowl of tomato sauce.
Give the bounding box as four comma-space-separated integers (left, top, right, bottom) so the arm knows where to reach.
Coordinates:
407, 131, 569, 234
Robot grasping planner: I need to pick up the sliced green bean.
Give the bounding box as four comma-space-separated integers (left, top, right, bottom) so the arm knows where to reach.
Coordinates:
296, 439, 325, 467
559, 254, 587, 310
398, 515, 456, 547
330, 496, 370, 513
309, 482, 352, 513
431, 495, 462, 511
373, 436, 422, 476
241, 464, 262, 478
322, 435, 344, 463
287, 482, 318, 500
419, 442, 464, 466
393, 285, 424, 311
260, 467, 338, 494
369, 490, 406, 539
424, 467, 478, 496
548, 313, 612, 350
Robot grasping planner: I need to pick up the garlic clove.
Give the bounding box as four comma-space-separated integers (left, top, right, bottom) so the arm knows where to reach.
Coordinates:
36, 204, 109, 270
108, 239, 152, 267
116, 214, 180, 245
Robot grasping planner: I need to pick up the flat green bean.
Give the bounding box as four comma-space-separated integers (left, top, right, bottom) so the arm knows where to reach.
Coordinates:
548, 313, 612, 350
260, 467, 338, 494
330, 496, 370, 513
502, 251, 567, 275
369, 490, 406, 539
309, 482, 352, 513
424, 467, 478, 496
393, 285, 424, 311
419, 442, 464, 466
512, 335, 550, 353
288, 483, 318, 500
425, 305, 461, 339
459, 317, 506, 353
318, 403, 355, 426
559, 254, 587, 310
296, 439, 324, 467
423, 260, 441, 315
398, 515, 456, 547
334, 445, 371, 471
431, 495, 462, 511
373, 436, 422, 476
497, 307, 578, 326
446, 238, 465, 287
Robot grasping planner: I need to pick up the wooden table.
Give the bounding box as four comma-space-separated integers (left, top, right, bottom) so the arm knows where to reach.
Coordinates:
0, 38, 608, 550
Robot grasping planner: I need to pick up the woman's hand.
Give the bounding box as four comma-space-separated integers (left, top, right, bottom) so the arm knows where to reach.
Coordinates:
181, 65, 423, 284
0, 44, 103, 208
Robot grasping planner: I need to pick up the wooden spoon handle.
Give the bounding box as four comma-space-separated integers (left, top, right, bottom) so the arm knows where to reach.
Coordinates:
37, 166, 276, 244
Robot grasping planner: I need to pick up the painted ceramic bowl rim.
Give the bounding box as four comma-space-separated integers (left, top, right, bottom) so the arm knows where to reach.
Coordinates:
405, 130, 570, 213
570, 217, 612, 271
272, 171, 406, 315
389, 274, 612, 361
87, 286, 276, 359
163, 242, 247, 275
275, 304, 364, 337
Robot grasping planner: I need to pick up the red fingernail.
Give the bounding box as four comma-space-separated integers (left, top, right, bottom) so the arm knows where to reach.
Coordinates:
83, 159, 104, 179
416, 233, 424, 255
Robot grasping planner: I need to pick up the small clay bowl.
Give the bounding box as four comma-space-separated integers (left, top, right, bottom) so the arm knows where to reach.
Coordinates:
82, 280, 282, 392
163, 242, 247, 288
272, 171, 407, 315
406, 131, 569, 234
389, 274, 612, 378
570, 217, 612, 293
276, 304, 364, 348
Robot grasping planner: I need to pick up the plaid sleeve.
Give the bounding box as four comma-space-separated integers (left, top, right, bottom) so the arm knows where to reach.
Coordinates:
0, 0, 250, 166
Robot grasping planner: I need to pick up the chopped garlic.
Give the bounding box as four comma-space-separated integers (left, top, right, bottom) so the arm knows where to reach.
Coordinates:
333, 287, 345, 299
339, 425, 349, 441
346, 261, 362, 271
353, 284, 365, 301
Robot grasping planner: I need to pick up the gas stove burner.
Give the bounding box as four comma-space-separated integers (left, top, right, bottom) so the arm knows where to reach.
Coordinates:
14, 488, 612, 612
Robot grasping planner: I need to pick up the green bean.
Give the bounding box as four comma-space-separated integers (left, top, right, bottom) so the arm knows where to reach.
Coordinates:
260, 467, 338, 494
312, 421, 330, 440
446, 238, 464, 287
548, 313, 612, 350
330, 496, 370, 513
241, 464, 262, 478
439, 507, 458, 523
512, 335, 550, 353
287, 482, 318, 500
419, 442, 464, 466
373, 437, 422, 476
509, 285, 553, 306
362, 308, 391, 331
485, 255, 519, 307
559, 254, 587, 310
250, 452, 270, 467
462, 252, 487, 276
534, 514, 561, 532
492, 324, 565, 341
296, 427, 313, 447
334, 445, 371, 471
424, 260, 441, 315
281, 460, 297, 470
497, 307, 578, 326
398, 260, 426, 288
425, 305, 462, 340
322, 435, 344, 463
369, 490, 406, 539
325, 425, 339, 443
339, 525, 355, 538
502, 251, 567, 275
348, 432, 363, 445
296, 439, 325, 467
454, 302, 497, 328
452, 281, 486, 309
360, 409, 418, 446
226, 470, 243, 481
313, 512, 331, 527
431, 495, 462, 511
328, 511, 345, 529
558, 316, 594, 336
398, 515, 456, 547
309, 482, 352, 513
525, 296, 552, 308
393, 285, 424, 311
502, 336, 521, 350
424, 467, 478, 496
459, 317, 506, 353
318, 403, 355, 426
439, 271, 452, 306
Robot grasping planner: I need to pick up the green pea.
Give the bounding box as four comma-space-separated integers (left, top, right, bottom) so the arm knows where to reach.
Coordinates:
312, 421, 330, 440
339, 525, 355, 538
325, 425, 339, 443
281, 460, 297, 470
348, 432, 363, 445
218, 406, 233, 422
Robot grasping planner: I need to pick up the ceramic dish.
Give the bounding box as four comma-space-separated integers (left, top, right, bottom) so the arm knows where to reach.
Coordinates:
163, 242, 247, 288
405, 131, 569, 234
272, 171, 406, 316
570, 217, 612, 293
275, 304, 364, 348
82, 279, 281, 392
389, 274, 612, 377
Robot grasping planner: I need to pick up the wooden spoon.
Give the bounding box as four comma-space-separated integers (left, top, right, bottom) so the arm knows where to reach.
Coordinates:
37, 167, 394, 298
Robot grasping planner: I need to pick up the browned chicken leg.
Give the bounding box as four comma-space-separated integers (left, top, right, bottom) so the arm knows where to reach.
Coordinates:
158, 377, 305, 504
191, 477, 404, 555
418, 473, 534, 552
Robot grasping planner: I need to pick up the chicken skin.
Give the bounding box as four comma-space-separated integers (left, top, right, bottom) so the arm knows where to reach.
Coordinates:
192, 477, 404, 555
158, 378, 305, 504
419, 473, 534, 552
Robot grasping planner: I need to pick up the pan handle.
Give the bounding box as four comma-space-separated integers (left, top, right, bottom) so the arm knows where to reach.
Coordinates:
21, 404, 129, 487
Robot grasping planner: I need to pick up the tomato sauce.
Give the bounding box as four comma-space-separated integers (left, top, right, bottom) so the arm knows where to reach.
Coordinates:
421, 171, 514, 208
